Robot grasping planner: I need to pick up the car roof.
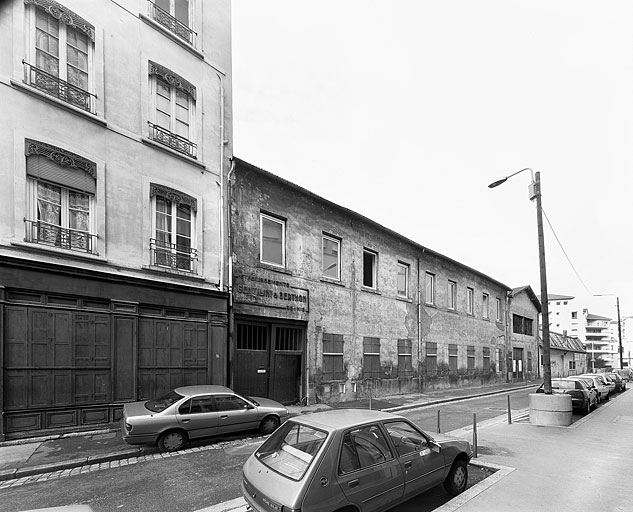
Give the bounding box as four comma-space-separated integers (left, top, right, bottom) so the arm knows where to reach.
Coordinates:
174, 385, 234, 396
290, 409, 404, 431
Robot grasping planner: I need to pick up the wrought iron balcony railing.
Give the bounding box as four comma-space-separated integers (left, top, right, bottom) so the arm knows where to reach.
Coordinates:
148, 1, 196, 46
23, 61, 96, 114
148, 122, 197, 159
150, 238, 198, 273
25, 219, 97, 254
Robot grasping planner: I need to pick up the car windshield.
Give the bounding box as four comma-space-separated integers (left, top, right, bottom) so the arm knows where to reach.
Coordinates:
145, 390, 184, 412
255, 421, 328, 481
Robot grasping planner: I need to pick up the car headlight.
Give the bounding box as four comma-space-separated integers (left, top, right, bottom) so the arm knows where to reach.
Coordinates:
125, 423, 133, 432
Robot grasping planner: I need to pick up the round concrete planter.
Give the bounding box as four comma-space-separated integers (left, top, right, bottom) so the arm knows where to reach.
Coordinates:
529, 393, 572, 426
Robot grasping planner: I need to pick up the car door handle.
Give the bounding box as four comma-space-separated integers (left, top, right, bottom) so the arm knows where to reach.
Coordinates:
404, 461, 412, 469
221, 415, 228, 419
348, 479, 359, 489
181, 419, 190, 423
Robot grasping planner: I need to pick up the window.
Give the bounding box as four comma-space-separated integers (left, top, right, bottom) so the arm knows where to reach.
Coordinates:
425, 272, 436, 305
449, 344, 458, 372
363, 337, 380, 379
448, 280, 457, 310
383, 421, 428, 458
178, 395, 215, 414
322, 234, 340, 280
214, 395, 250, 411
527, 351, 533, 372
496, 298, 502, 322
467, 287, 474, 315
467, 346, 475, 371
150, 184, 197, 272
569, 360, 576, 370
339, 425, 393, 474
571, 311, 578, 319
322, 333, 344, 381
425, 342, 437, 375
24, 139, 97, 253
24, 1, 95, 112
512, 314, 534, 336
363, 249, 377, 289
260, 213, 285, 267
398, 339, 413, 377
149, 0, 195, 45
496, 348, 503, 374
482, 293, 489, 319
149, 61, 197, 158
397, 262, 409, 298
483, 347, 490, 371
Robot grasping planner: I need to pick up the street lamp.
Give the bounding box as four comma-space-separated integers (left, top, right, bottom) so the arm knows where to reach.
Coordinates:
488, 168, 553, 394
593, 294, 623, 369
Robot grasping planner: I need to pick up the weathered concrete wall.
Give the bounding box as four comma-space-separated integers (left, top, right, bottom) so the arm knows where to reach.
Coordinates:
231, 162, 531, 403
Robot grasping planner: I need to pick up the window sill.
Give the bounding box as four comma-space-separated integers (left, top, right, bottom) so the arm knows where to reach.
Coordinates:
257, 262, 292, 275
361, 286, 381, 295
141, 137, 206, 169
396, 295, 412, 303
11, 79, 107, 127
140, 14, 204, 60
143, 264, 205, 281
320, 277, 345, 287
11, 240, 106, 263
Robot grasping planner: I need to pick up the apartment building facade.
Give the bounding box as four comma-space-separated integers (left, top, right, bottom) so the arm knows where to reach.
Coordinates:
0, 0, 232, 438
229, 159, 540, 405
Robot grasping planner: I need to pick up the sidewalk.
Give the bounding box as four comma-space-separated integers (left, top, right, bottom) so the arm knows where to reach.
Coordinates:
0, 381, 534, 483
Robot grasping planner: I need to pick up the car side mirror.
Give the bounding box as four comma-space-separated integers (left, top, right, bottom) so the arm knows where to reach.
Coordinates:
430, 441, 441, 454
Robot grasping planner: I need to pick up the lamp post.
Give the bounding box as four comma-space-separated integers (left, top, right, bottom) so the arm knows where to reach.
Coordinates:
593, 294, 623, 369
489, 168, 552, 394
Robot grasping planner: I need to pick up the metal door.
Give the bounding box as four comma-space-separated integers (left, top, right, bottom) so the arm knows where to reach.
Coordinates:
234, 322, 270, 397
513, 347, 524, 380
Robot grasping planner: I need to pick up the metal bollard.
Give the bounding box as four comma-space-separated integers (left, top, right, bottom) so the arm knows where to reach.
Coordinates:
473, 413, 478, 458
507, 394, 512, 424
437, 409, 441, 433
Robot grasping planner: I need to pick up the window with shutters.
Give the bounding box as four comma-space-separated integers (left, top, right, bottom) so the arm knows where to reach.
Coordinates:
483, 346, 490, 371
397, 339, 413, 377
467, 345, 475, 370
449, 344, 458, 372
425, 342, 437, 375
150, 183, 198, 273
322, 333, 344, 381
23, 0, 96, 113
363, 337, 380, 379
148, 61, 197, 159
24, 139, 97, 253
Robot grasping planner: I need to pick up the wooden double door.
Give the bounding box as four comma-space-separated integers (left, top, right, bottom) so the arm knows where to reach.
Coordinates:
233, 319, 304, 405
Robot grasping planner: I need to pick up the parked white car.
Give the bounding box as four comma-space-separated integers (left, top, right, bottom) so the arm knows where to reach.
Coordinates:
579, 374, 611, 401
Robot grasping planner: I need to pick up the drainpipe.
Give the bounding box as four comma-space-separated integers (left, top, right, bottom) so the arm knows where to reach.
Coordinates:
226, 159, 236, 389
217, 71, 227, 291
505, 291, 512, 383
417, 256, 422, 392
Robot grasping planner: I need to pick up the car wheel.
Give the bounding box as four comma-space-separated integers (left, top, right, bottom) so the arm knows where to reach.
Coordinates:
259, 416, 280, 435
158, 430, 187, 452
443, 459, 468, 496
584, 400, 591, 415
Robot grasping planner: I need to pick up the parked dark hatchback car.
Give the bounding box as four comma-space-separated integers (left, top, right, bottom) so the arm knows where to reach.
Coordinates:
122, 385, 288, 452
242, 409, 473, 512
536, 378, 596, 414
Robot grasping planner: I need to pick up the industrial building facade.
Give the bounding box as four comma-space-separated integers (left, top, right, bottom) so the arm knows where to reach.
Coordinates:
229, 159, 541, 405
0, 0, 232, 439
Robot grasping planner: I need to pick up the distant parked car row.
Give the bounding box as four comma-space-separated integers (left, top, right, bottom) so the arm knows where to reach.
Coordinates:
536, 371, 626, 414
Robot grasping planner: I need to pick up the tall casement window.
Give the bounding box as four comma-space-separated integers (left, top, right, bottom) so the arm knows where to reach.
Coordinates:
260, 213, 285, 267
24, 0, 95, 112
150, 184, 197, 273
322, 333, 344, 381
397, 262, 409, 298
482, 293, 489, 319
496, 298, 502, 322
425, 272, 436, 305
24, 139, 97, 254
322, 234, 340, 280
363, 249, 377, 289
467, 287, 474, 315
448, 344, 458, 372
148, 0, 195, 45
363, 337, 381, 379
527, 351, 533, 372
425, 342, 437, 375
496, 348, 503, 374
448, 280, 457, 310
467, 346, 475, 371
398, 339, 413, 377
148, 61, 197, 158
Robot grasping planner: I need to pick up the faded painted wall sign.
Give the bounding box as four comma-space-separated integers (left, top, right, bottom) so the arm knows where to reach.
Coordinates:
234, 273, 309, 312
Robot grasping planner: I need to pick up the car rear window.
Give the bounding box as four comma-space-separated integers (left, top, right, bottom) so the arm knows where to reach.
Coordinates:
552, 380, 576, 390
255, 421, 328, 481
145, 390, 184, 412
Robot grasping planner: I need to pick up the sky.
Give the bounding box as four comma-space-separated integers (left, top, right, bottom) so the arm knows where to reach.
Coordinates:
231, 0, 633, 322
